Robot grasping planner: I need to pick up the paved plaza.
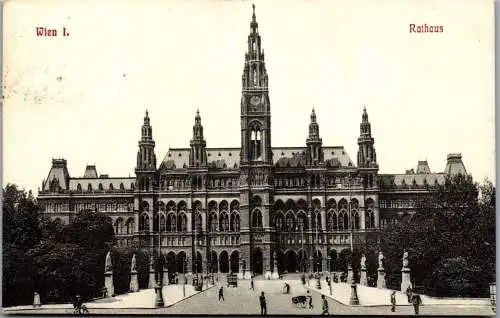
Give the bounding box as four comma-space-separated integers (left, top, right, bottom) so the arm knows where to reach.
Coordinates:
3, 276, 494, 316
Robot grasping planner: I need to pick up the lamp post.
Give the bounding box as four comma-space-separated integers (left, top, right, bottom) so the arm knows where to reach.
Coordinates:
155, 200, 164, 307
300, 224, 305, 273
348, 175, 359, 305
183, 257, 188, 297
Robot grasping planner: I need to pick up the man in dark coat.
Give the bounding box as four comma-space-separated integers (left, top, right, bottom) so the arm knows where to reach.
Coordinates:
390, 291, 396, 312
218, 286, 224, 301
259, 291, 267, 315
321, 295, 329, 315
411, 293, 422, 315
406, 286, 413, 303
307, 290, 313, 309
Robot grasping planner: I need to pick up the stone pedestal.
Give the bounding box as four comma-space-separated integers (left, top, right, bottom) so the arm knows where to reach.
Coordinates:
264, 270, 272, 280
377, 267, 386, 289
163, 268, 169, 286
238, 262, 244, 279
129, 270, 139, 292
105, 271, 114, 297
360, 268, 368, 286
154, 282, 164, 308
244, 271, 251, 280
149, 270, 156, 289
349, 282, 359, 305
271, 262, 279, 279
186, 272, 193, 285
33, 292, 41, 307
347, 266, 354, 284
316, 277, 322, 289
401, 267, 412, 293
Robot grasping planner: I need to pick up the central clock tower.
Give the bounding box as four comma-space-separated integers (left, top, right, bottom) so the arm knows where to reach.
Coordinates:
240, 4, 271, 165
239, 4, 274, 280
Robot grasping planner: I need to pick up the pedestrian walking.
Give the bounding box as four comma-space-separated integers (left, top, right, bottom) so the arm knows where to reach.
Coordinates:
411, 293, 422, 315
406, 286, 412, 303
321, 295, 329, 315
218, 286, 225, 301
259, 291, 267, 315
307, 290, 314, 309
390, 291, 396, 312
250, 278, 254, 290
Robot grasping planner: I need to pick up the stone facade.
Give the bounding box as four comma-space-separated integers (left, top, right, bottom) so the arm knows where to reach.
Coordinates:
37, 6, 467, 278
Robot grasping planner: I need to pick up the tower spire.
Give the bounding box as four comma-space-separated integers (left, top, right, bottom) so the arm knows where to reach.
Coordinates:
190, 109, 207, 167
251, 4, 258, 32
240, 4, 272, 166
357, 106, 377, 168
136, 110, 156, 191
306, 107, 323, 165
242, 4, 268, 91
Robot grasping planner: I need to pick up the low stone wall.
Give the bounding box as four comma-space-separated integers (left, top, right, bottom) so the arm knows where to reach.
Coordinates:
308, 282, 490, 307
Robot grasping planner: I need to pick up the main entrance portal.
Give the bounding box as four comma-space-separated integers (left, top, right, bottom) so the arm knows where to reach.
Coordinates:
251, 248, 263, 275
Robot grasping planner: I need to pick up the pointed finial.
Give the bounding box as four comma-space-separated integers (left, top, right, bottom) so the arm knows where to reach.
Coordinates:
195, 108, 201, 124
310, 107, 317, 123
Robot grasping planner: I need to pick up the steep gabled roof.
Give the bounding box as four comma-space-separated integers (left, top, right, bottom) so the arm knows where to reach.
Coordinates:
159, 146, 354, 170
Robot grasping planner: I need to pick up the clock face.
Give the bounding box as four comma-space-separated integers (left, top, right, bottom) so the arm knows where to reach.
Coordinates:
250, 96, 261, 106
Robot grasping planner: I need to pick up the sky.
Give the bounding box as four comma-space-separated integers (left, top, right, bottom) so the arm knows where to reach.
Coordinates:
3, 0, 495, 194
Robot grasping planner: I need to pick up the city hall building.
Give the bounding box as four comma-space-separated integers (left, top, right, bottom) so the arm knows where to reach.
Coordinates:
37, 6, 467, 278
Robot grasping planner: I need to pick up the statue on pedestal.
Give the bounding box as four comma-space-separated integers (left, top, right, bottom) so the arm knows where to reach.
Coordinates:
104, 251, 114, 297
105, 251, 112, 273
361, 254, 367, 270
403, 250, 409, 268
150, 255, 155, 271
131, 254, 137, 272
378, 251, 384, 269
129, 253, 139, 292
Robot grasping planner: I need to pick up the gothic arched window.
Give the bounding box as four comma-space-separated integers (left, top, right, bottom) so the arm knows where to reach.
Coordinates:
166, 213, 176, 232
252, 209, 262, 229
275, 213, 284, 231
178, 213, 187, 232
209, 213, 218, 232
285, 212, 295, 231
220, 212, 229, 232
160, 214, 166, 232
249, 122, 263, 161
327, 211, 337, 231
365, 198, 376, 229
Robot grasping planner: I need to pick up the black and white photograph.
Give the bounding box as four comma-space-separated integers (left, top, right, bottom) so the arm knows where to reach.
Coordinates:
2, 0, 495, 315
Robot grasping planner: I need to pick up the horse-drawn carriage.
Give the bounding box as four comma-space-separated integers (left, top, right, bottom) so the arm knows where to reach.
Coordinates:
227, 273, 238, 287
291, 295, 308, 308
